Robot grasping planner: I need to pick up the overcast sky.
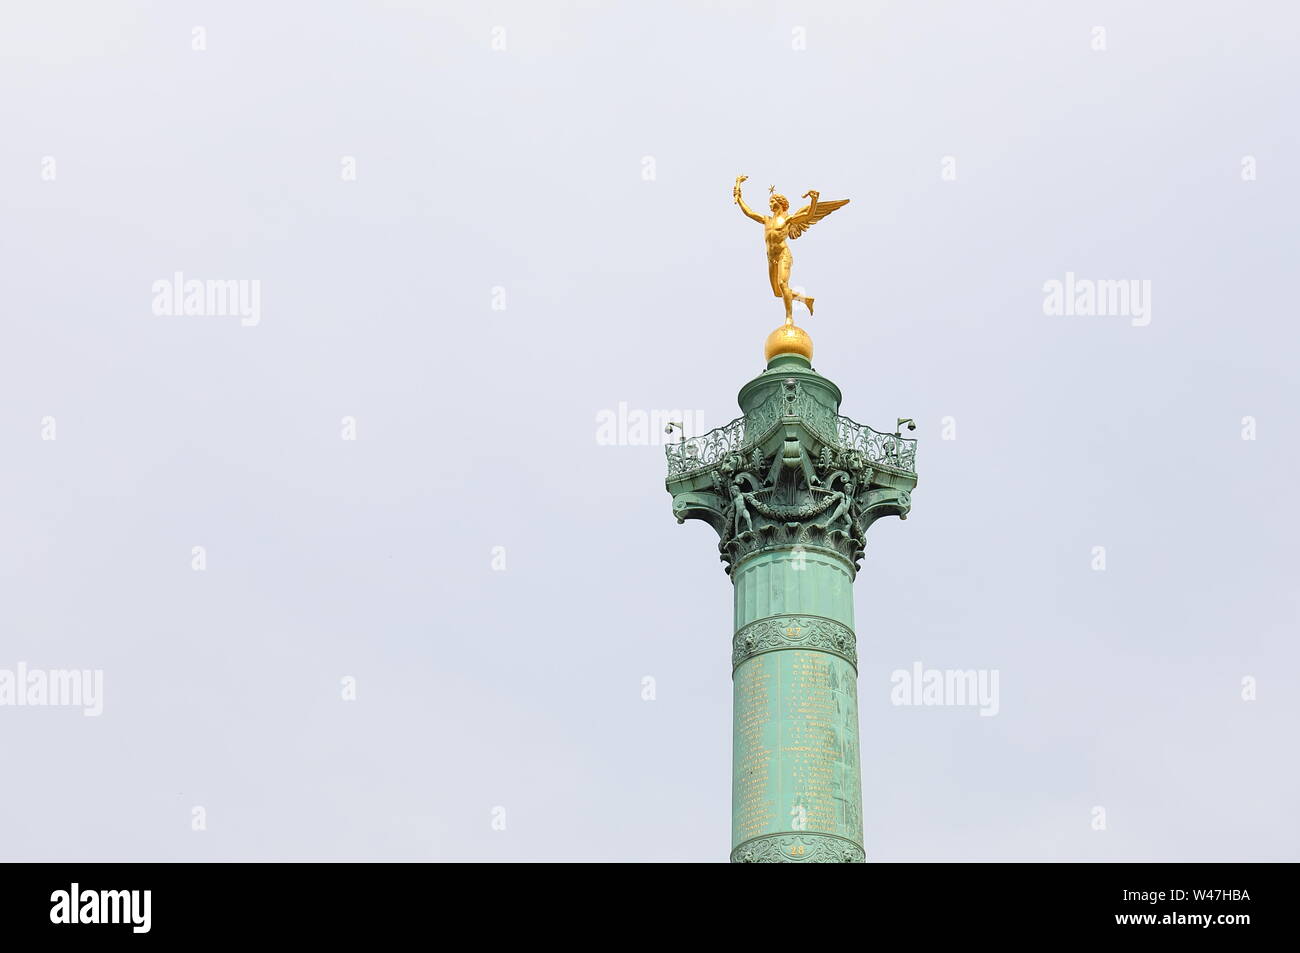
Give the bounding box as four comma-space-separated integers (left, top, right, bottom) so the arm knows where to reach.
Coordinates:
1, 1, 1296, 861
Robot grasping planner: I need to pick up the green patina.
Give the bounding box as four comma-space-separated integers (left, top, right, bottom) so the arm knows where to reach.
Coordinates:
665, 352, 918, 864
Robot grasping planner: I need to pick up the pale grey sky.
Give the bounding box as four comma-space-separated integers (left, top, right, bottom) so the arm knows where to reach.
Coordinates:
1, 1, 1296, 861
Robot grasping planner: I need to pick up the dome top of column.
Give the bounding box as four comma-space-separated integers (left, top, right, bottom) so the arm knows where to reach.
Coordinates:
737, 350, 842, 416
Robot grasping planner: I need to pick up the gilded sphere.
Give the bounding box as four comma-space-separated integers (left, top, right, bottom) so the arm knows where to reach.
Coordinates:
764, 323, 814, 362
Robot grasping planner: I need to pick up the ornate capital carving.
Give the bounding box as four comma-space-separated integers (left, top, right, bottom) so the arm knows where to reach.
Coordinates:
733, 615, 857, 670
731, 832, 865, 864
709, 432, 894, 571
666, 378, 917, 573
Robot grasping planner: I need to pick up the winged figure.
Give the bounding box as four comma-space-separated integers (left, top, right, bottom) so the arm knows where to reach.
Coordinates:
733, 175, 850, 323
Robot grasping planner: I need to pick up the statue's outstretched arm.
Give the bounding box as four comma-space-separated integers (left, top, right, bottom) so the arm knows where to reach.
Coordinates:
733, 176, 765, 224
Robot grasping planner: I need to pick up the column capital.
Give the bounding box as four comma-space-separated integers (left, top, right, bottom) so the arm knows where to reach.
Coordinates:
665, 368, 917, 573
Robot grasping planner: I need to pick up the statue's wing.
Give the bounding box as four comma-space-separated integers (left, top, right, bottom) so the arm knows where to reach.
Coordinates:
787, 198, 849, 239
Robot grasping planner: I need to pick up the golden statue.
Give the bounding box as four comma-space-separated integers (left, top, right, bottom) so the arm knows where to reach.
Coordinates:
733, 175, 850, 325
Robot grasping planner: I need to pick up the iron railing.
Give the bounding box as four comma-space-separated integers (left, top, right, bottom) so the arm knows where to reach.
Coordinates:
664, 415, 746, 476
836, 416, 917, 472
666, 396, 917, 477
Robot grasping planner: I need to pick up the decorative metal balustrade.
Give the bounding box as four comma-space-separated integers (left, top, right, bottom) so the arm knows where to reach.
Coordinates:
664, 415, 746, 476
836, 416, 917, 473
666, 391, 917, 477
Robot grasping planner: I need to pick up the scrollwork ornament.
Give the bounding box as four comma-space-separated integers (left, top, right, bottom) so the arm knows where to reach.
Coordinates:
733, 615, 857, 669
731, 832, 864, 864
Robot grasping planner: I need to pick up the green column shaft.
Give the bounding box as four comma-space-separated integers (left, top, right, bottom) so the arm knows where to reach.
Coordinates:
730, 548, 865, 864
